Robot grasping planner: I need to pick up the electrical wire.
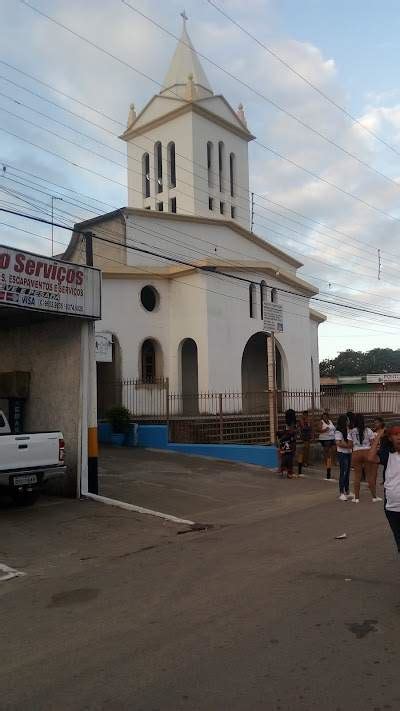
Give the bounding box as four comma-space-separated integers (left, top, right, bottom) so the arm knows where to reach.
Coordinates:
3, 205, 400, 325
205, 0, 400, 159
17, 0, 400, 223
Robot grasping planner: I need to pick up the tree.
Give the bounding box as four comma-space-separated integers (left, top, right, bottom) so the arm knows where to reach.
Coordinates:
319, 348, 400, 377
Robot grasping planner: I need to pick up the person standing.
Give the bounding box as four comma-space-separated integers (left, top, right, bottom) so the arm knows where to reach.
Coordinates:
297, 410, 312, 476
369, 426, 400, 554
373, 416, 390, 483
318, 410, 336, 480
349, 413, 381, 503
277, 409, 297, 479
335, 414, 352, 501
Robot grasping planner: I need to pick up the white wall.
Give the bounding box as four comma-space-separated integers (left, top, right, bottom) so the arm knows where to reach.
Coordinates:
125, 103, 251, 229
125, 213, 297, 274
204, 269, 315, 392
97, 277, 170, 380
97, 259, 317, 396
310, 318, 321, 391
126, 111, 196, 216
192, 111, 250, 229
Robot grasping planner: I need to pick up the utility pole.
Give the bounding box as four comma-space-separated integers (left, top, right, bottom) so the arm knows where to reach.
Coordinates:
84, 230, 94, 266
51, 196, 63, 256
250, 192, 254, 233
267, 332, 277, 445
84, 231, 98, 494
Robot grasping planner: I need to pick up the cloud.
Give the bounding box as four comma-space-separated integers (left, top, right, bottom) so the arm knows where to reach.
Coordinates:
1, 0, 400, 359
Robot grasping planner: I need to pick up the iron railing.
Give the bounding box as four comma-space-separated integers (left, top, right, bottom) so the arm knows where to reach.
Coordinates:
98, 380, 400, 425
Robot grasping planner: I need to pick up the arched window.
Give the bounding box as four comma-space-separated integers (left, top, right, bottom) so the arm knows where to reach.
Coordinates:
142, 152, 150, 198
167, 141, 176, 188
154, 141, 162, 194
249, 283, 257, 318
229, 152, 235, 197
207, 141, 213, 188
260, 280, 268, 320
271, 288, 278, 304
141, 339, 157, 382
218, 141, 225, 193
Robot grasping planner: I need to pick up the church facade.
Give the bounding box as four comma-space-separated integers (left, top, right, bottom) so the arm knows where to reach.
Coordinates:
64, 18, 324, 409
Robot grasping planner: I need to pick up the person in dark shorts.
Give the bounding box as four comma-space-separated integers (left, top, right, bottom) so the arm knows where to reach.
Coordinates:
297, 410, 312, 476
373, 417, 390, 483
318, 410, 336, 480
277, 409, 297, 479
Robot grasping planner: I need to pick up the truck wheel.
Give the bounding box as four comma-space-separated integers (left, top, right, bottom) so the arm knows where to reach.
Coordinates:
11, 490, 39, 506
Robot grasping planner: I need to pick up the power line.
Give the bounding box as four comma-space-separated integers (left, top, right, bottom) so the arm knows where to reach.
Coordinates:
18, 0, 400, 224
7, 212, 392, 335
5, 166, 400, 297
0, 94, 398, 280
2, 62, 399, 264
0, 59, 122, 127
205, 0, 400, 159
120, 0, 400, 192
5, 164, 400, 309
3, 205, 400, 324
3, 183, 400, 334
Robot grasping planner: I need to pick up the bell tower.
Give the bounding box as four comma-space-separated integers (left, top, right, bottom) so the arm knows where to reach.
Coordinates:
120, 14, 255, 230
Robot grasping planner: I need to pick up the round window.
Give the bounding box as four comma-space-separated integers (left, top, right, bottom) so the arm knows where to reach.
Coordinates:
140, 285, 159, 312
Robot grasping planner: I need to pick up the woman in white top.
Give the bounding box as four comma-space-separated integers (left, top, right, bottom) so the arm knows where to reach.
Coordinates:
318, 410, 336, 480
334, 414, 353, 500
349, 413, 381, 503
369, 426, 400, 553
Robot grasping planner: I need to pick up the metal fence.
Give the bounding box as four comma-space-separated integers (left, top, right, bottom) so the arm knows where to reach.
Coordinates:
98, 380, 400, 419
98, 380, 400, 445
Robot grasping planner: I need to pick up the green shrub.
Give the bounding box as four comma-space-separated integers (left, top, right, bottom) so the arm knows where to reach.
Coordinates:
106, 406, 131, 434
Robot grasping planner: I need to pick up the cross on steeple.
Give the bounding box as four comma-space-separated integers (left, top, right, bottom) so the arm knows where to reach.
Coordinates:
180, 9, 188, 25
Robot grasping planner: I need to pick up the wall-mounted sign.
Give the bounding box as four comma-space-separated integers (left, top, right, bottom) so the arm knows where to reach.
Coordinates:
383, 373, 400, 383
366, 373, 400, 384
366, 374, 384, 384
263, 303, 284, 333
0, 245, 101, 319
95, 332, 113, 362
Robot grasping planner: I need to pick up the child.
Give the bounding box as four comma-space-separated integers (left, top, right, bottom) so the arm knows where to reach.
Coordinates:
297, 410, 312, 476
277, 409, 297, 479
370, 426, 400, 553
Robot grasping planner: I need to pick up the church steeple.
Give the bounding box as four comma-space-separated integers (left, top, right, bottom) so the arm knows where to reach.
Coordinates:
161, 12, 213, 100
121, 14, 254, 229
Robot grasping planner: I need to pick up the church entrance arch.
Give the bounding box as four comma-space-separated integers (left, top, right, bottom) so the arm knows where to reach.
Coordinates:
180, 338, 199, 415
97, 333, 122, 418
241, 332, 284, 414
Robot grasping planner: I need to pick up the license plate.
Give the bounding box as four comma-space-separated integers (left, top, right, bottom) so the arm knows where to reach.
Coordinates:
12, 474, 38, 487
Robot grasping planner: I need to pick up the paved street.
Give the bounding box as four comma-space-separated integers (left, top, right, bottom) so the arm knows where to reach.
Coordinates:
1, 450, 399, 711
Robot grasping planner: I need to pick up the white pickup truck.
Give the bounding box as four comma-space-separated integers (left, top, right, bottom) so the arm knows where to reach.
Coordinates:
0, 410, 66, 504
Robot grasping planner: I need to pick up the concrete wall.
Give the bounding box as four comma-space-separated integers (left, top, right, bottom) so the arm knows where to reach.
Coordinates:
0, 317, 83, 495
192, 110, 250, 228
125, 100, 251, 229
125, 214, 297, 274
127, 110, 196, 216
95, 265, 317, 396
310, 319, 321, 391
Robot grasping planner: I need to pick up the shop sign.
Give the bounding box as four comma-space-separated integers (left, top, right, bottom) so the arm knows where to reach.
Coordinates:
0, 245, 101, 319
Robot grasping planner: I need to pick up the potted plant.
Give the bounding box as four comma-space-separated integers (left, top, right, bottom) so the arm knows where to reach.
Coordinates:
106, 406, 131, 446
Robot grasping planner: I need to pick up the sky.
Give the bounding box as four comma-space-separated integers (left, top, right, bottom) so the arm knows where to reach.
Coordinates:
1, 0, 400, 360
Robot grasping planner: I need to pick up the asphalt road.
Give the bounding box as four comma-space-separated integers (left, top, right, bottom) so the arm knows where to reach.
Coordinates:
0, 454, 399, 711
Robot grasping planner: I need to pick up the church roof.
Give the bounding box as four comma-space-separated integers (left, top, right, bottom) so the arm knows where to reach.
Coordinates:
161, 16, 213, 98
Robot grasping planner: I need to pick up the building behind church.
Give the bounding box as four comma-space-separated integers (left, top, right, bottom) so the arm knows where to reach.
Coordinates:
63, 16, 325, 415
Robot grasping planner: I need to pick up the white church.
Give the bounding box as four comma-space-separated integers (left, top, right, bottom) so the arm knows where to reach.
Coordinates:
64, 16, 324, 412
